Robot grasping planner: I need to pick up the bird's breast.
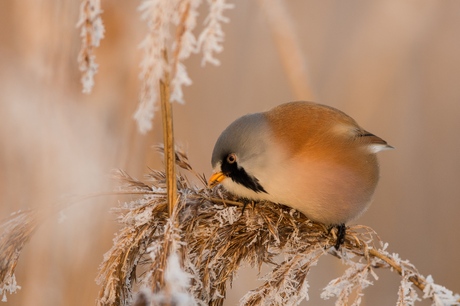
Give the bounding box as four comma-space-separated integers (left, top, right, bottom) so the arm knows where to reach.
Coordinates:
257, 149, 380, 225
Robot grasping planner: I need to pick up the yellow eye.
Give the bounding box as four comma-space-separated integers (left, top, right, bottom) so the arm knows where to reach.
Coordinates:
226, 153, 237, 164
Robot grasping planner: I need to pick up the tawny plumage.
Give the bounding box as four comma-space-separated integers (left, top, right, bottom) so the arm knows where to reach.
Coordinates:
209, 101, 392, 247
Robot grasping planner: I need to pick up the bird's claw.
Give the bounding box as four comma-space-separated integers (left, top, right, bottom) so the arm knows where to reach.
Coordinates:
334, 224, 346, 250
241, 199, 255, 214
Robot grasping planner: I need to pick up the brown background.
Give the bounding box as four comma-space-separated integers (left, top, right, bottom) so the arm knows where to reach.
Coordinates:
1, 1, 459, 305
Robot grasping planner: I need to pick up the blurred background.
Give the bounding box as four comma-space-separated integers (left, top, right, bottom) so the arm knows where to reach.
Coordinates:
1, 1, 459, 305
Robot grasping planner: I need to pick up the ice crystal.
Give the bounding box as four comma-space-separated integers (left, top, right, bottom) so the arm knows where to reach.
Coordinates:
135, 0, 234, 133
423, 275, 460, 306
321, 259, 375, 305
397, 274, 420, 306
0, 274, 21, 302
135, 0, 173, 134
77, 0, 105, 94
197, 0, 235, 66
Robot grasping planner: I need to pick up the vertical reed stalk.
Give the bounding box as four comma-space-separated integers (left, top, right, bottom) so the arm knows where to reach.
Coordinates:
160, 49, 177, 216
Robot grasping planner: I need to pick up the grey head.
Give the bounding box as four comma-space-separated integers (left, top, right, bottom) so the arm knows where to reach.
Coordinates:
211, 112, 270, 193
211, 112, 269, 167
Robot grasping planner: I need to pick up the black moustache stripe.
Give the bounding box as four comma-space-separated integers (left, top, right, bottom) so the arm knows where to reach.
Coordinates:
221, 160, 267, 194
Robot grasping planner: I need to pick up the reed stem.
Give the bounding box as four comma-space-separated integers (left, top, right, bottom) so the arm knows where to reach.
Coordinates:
160, 49, 177, 216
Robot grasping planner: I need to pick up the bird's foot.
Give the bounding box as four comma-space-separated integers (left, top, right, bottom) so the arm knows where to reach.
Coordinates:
328, 224, 347, 250
334, 223, 346, 250
241, 199, 255, 214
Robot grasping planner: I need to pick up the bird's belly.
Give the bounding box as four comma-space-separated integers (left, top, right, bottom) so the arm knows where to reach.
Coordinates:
260, 158, 378, 225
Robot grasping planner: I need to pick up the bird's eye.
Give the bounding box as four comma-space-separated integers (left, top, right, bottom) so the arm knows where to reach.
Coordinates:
226, 153, 237, 164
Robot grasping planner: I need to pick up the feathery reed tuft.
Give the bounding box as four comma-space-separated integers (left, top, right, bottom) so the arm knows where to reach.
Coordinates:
77, 0, 105, 94
0, 210, 40, 301
95, 149, 460, 306
0, 150, 458, 304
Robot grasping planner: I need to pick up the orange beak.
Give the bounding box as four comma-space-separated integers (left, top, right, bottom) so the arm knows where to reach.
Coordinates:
208, 171, 226, 188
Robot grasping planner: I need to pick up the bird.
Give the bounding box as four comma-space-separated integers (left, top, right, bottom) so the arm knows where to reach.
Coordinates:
208, 101, 393, 249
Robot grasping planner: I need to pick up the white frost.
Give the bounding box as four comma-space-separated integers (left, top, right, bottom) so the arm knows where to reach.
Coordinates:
0, 274, 21, 302
197, 0, 234, 66
423, 275, 460, 306
77, 0, 105, 94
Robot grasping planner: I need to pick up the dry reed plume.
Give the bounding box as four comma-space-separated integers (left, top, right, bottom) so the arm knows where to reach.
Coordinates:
0, 210, 40, 302
1, 149, 459, 305
95, 149, 458, 306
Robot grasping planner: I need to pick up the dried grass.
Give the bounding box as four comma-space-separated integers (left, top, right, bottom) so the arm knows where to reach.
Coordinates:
1, 149, 459, 305
0, 209, 40, 301
94, 149, 460, 306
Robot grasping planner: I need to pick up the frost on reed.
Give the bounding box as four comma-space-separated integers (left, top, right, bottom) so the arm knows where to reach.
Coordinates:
77, 0, 105, 94
0, 210, 40, 302
95, 150, 460, 306
77, 0, 234, 132
135, 0, 234, 133
0, 153, 459, 305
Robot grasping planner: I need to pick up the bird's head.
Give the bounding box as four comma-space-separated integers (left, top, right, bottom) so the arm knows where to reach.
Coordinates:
209, 112, 269, 195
